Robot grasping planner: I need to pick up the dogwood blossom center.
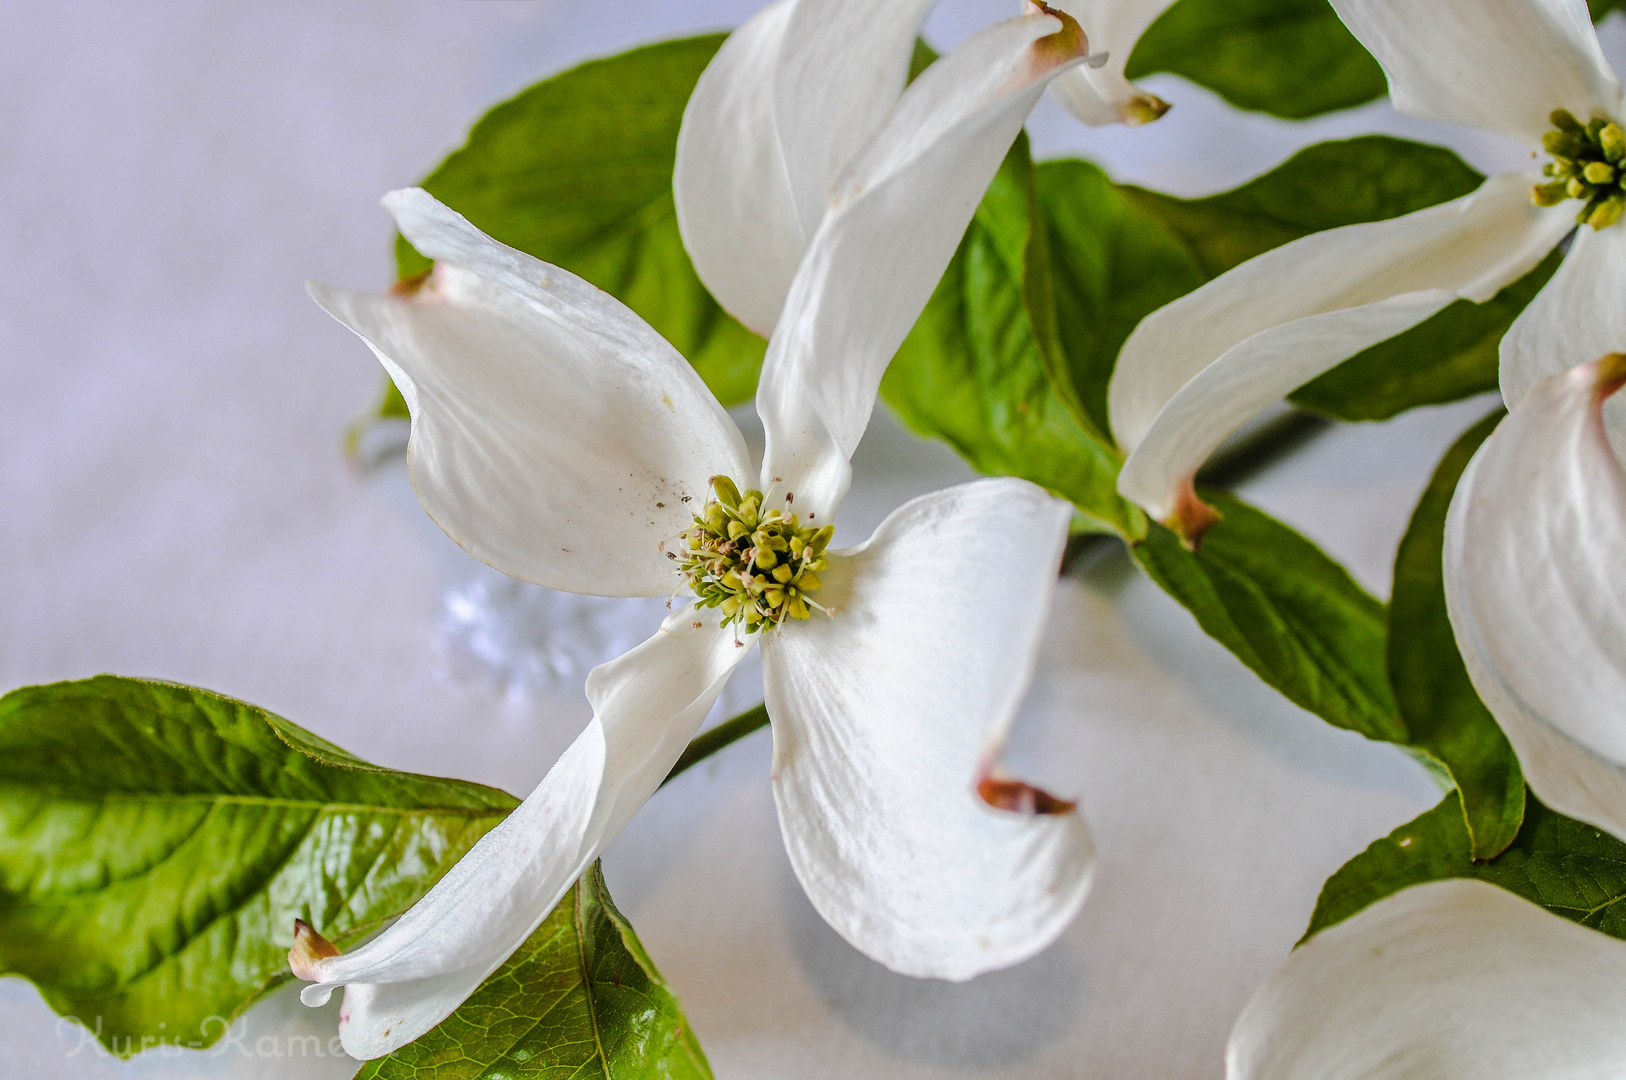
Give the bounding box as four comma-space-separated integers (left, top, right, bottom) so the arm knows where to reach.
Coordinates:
1534, 108, 1626, 228
671, 475, 833, 631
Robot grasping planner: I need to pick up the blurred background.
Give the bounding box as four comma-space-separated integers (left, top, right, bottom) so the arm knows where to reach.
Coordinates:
3, 2, 1617, 1077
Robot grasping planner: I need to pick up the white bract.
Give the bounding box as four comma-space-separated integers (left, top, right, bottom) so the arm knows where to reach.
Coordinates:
1107, 0, 1623, 543
292, 11, 1096, 1061
1444, 355, 1626, 842
1227, 879, 1626, 1080
675, 0, 1173, 338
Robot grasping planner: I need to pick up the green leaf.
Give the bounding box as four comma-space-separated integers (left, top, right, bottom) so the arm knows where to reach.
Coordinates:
1132, 491, 1402, 740
1124, 136, 1483, 279
1030, 158, 1206, 441
881, 135, 1146, 540
1592, 0, 1625, 19
358, 861, 711, 1080
1387, 411, 1523, 858
397, 34, 764, 407
1291, 250, 1562, 422
1127, 0, 1386, 120
1306, 790, 1626, 943
0, 676, 517, 1056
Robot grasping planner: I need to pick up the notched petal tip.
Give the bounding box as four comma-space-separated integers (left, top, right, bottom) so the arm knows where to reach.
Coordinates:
1167, 480, 1221, 551
389, 267, 433, 297
1593, 351, 1626, 397
978, 771, 1078, 816
289, 918, 341, 982
1119, 92, 1171, 125
1026, 2, 1089, 69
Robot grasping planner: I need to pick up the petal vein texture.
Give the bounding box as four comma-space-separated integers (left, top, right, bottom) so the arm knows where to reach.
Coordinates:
1229, 879, 1626, 1080
1444, 355, 1626, 842
762, 477, 1093, 980
1327, 0, 1620, 146
310, 190, 750, 596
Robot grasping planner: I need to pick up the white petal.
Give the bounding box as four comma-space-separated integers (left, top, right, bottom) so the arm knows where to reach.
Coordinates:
673, 0, 806, 338
1047, 0, 1176, 126
757, 11, 1089, 521
295, 611, 749, 1060
1229, 880, 1626, 1080
310, 190, 750, 597
1502, 219, 1626, 407
1444, 355, 1626, 842
763, 478, 1094, 981
1110, 174, 1569, 531
775, 0, 939, 241
1328, 0, 1621, 146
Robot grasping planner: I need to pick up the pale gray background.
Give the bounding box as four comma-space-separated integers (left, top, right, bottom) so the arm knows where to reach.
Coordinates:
2, 2, 1613, 1077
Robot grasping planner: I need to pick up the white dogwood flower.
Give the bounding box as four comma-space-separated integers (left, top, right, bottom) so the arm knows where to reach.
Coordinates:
292, 11, 1095, 1061
675, 0, 1172, 338
1107, 0, 1619, 544
1443, 354, 1626, 842
1227, 880, 1626, 1080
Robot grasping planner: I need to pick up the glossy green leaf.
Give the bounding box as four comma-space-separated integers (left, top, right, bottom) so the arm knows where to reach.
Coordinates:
881, 135, 1146, 540
1124, 137, 1483, 279
396, 35, 763, 407
1128, 0, 1386, 119
0, 676, 517, 1056
359, 861, 711, 1080
1306, 790, 1626, 943
1132, 491, 1402, 740
1387, 411, 1523, 858
1030, 158, 1205, 441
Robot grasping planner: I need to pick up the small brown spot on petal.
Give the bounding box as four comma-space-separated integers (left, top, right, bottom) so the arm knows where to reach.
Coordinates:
978, 775, 1076, 816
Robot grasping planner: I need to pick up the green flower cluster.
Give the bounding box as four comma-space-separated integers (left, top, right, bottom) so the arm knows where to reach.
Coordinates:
673, 476, 833, 631
1534, 109, 1626, 228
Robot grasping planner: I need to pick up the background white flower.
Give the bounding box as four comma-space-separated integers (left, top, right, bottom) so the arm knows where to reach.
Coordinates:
1444, 355, 1626, 843
1227, 879, 1626, 1080
1106, 0, 1621, 543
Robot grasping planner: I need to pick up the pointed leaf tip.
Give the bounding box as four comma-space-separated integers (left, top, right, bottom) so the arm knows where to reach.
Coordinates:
290, 919, 341, 981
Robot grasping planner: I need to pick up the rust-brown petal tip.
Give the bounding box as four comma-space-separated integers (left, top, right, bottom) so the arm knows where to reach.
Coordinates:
289, 918, 341, 981
389, 266, 433, 297
1027, 2, 1089, 67
1120, 93, 1172, 125
1167, 480, 1221, 552
1593, 352, 1626, 399
978, 774, 1078, 816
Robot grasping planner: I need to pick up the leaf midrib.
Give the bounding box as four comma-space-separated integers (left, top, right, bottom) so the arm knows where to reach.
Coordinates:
0, 787, 513, 817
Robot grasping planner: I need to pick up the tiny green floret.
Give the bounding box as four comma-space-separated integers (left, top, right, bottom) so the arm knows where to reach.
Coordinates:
1535, 109, 1626, 228
670, 476, 833, 632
